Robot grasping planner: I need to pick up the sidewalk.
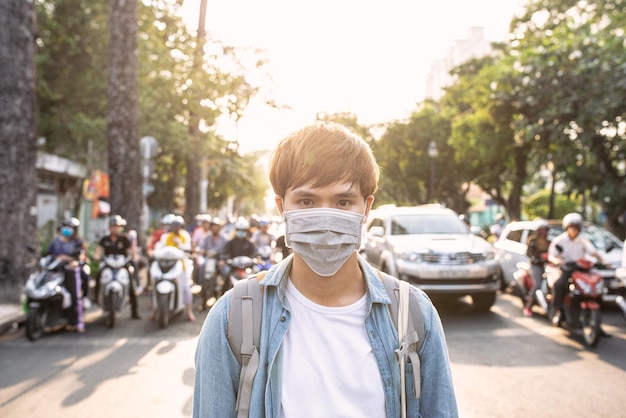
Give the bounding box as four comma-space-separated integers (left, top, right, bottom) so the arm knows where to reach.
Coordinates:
0, 303, 26, 334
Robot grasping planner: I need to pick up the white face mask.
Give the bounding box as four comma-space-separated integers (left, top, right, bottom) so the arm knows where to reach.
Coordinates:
283, 208, 364, 276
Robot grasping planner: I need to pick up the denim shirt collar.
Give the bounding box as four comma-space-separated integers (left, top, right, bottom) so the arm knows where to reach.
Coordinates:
260, 253, 392, 306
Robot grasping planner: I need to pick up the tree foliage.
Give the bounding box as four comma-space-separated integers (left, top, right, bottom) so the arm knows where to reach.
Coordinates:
34, 0, 268, 230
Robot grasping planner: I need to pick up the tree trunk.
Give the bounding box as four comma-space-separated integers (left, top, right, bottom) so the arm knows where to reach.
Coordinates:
107, 0, 141, 234
184, 0, 208, 224
0, 0, 38, 302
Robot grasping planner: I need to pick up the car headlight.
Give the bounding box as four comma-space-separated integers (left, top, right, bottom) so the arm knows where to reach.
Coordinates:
396, 250, 424, 263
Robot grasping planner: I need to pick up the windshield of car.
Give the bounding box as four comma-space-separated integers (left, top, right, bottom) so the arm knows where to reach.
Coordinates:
390, 214, 468, 235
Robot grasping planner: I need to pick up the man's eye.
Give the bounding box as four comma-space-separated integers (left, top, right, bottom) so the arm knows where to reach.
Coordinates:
300, 199, 313, 206
337, 200, 350, 207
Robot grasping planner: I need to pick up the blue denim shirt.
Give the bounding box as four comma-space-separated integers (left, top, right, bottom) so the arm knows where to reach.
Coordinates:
193, 256, 458, 417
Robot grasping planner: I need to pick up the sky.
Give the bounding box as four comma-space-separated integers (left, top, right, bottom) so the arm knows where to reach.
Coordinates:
180, 0, 528, 153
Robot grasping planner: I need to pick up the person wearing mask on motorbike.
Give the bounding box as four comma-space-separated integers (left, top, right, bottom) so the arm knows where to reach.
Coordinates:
194, 122, 457, 417
46, 217, 90, 333
218, 217, 257, 286
522, 219, 551, 317
93, 215, 141, 319
548, 213, 604, 327
154, 214, 195, 321
252, 218, 276, 261
490, 213, 507, 239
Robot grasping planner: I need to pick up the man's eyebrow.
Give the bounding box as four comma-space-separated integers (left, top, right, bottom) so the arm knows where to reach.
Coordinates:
290, 188, 359, 198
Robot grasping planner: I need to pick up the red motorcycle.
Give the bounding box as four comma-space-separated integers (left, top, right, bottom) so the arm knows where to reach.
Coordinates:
544, 258, 604, 347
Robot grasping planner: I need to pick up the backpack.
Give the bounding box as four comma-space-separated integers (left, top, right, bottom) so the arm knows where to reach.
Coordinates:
228, 269, 425, 418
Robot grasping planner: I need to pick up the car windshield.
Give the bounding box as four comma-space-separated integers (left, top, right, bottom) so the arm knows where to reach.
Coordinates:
390, 214, 468, 235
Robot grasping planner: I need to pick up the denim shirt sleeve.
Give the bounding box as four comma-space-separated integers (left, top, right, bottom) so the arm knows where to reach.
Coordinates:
193, 293, 240, 418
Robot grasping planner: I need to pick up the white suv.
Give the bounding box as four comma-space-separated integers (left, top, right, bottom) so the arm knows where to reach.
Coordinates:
361, 205, 499, 311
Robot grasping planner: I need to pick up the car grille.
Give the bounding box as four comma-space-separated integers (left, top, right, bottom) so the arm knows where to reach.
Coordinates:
422, 252, 486, 265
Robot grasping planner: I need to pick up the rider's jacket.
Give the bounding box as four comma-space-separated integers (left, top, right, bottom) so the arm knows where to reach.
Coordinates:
221, 237, 256, 260
526, 234, 550, 264
99, 234, 131, 256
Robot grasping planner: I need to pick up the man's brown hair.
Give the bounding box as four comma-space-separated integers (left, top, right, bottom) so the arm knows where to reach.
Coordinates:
269, 122, 379, 199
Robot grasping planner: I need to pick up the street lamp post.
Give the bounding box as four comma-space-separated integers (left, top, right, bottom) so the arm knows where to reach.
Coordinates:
428, 141, 438, 202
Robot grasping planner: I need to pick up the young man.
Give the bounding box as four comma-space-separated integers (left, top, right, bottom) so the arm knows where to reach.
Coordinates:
193, 123, 457, 417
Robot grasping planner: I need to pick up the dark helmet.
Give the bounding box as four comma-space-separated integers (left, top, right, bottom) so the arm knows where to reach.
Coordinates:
62, 217, 80, 229
109, 214, 127, 227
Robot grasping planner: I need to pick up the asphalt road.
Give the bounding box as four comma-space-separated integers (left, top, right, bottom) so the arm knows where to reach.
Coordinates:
1, 291, 625, 417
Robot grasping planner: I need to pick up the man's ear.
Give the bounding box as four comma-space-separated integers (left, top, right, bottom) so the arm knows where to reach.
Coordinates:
363, 195, 375, 222
275, 196, 284, 217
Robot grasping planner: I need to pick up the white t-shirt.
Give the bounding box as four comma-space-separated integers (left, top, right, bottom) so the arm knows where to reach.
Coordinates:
549, 232, 597, 263
280, 279, 386, 418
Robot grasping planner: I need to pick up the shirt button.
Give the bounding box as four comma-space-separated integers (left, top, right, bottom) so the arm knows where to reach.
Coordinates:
280, 316, 286, 322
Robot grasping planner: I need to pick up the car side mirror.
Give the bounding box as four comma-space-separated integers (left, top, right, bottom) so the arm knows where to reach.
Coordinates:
369, 226, 384, 237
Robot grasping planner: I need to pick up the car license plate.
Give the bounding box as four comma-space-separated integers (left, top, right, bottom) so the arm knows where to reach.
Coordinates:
439, 268, 468, 277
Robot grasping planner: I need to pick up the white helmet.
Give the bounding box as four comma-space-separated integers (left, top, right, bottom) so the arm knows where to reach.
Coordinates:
235, 217, 250, 231
161, 214, 177, 226
562, 213, 583, 229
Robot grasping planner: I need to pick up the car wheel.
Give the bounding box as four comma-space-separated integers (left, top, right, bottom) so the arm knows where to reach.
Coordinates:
472, 293, 496, 312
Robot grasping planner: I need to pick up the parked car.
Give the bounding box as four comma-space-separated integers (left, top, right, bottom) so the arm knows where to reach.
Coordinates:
361, 204, 500, 311
493, 219, 625, 303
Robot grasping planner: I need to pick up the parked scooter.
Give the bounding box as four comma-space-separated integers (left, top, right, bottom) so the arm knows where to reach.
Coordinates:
23, 256, 89, 341
196, 249, 224, 311
99, 254, 132, 328
149, 246, 188, 329
544, 259, 605, 347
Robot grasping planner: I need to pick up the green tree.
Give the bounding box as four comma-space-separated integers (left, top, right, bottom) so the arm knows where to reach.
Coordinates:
507, 0, 626, 235
374, 102, 469, 213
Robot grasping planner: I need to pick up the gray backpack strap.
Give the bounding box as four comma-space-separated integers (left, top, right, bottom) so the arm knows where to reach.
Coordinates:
229, 273, 266, 418
379, 271, 424, 399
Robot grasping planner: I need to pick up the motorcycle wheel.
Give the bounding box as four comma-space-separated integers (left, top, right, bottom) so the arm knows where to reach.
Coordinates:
157, 293, 169, 329
581, 309, 600, 348
106, 293, 117, 329
26, 308, 44, 342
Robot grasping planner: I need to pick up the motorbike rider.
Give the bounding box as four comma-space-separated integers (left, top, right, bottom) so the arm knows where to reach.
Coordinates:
522, 219, 551, 317
191, 214, 212, 250
198, 217, 228, 257
93, 215, 141, 319
153, 214, 195, 322
218, 217, 257, 288
548, 213, 604, 326
251, 218, 275, 251
46, 217, 90, 333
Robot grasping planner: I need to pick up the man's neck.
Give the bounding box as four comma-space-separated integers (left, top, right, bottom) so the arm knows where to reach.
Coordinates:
289, 253, 366, 307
